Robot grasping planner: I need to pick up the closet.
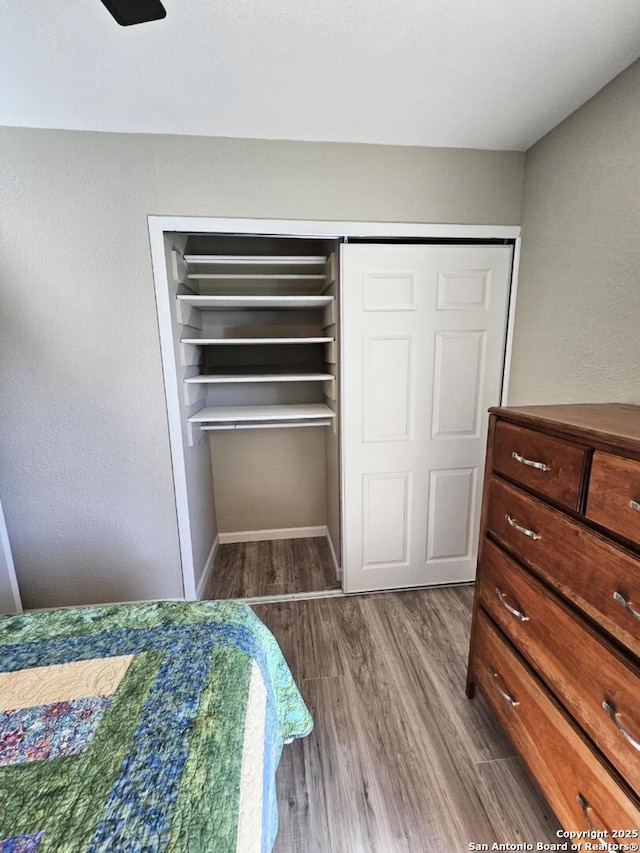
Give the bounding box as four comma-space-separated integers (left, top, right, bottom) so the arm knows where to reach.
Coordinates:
150, 218, 517, 601
159, 231, 342, 599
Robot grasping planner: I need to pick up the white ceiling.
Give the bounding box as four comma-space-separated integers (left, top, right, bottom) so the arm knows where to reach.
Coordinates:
2, 0, 640, 151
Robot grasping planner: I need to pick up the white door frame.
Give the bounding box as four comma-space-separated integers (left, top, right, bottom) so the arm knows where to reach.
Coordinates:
147, 216, 520, 601
0, 496, 22, 614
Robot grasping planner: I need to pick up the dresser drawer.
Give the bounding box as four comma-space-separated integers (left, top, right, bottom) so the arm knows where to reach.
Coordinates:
587, 451, 640, 545
486, 477, 640, 658
477, 541, 640, 793
473, 611, 640, 833
492, 421, 588, 511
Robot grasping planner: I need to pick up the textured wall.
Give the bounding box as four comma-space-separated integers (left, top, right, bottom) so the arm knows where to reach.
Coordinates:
0, 126, 524, 608
0, 130, 184, 607
148, 135, 525, 223
508, 59, 640, 405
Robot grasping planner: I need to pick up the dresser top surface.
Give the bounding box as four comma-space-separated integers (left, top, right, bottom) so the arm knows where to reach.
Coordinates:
489, 403, 640, 453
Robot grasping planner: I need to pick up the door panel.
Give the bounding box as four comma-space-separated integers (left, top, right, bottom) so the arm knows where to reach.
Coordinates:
436, 268, 491, 310
342, 244, 512, 592
362, 472, 412, 568
363, 271, 417, 311
431, 330, 485, 437
363, 335, 414, 442
426, 467, 477, 562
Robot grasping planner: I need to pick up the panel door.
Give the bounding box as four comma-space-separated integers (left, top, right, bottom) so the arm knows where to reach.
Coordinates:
341, 244, 512, 592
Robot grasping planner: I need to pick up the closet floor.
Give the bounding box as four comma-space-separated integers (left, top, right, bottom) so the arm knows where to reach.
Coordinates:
254, 587, 561, 852
205, 536, 341, 600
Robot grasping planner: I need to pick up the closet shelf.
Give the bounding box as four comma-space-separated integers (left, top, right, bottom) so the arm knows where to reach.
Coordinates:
188, 403, 336, 425
199, 420, 333, 431
180, 336, 333, 345
184, 255, 327, 266
184, 372, 334, 384
187, 274, 326, 281
177, 294, 333, 310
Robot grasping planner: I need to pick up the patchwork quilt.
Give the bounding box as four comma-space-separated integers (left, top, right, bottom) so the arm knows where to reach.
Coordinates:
0, 600, 312, 852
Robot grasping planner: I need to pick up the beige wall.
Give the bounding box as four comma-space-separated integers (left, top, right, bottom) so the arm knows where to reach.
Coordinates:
148, 135, 525, 223
0, 129, 181, 608
508, 58, 640, 405
211, 429, 328, 534
0, 127, 524, 608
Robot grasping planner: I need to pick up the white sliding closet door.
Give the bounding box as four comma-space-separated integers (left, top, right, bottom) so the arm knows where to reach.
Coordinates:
342, 244, 512, 593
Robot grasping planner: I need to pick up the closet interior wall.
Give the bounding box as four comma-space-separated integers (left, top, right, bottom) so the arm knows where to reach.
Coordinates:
163, 232, 342, 595
162, 232, 218, 595
322, 253, 340, 571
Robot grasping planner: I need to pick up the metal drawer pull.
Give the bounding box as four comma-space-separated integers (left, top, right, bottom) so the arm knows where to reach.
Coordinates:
496, 587, 530, 622
629, 499, 640, 512
576, 794, 596, 831
505, 514, 540, 540
602, 700, 640, 751
512, 451, 550, 472
489, 667, 519, 707
613, 591, 640, 622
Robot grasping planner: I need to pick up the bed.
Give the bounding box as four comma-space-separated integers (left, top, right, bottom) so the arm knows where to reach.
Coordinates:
0, 600, 312, 852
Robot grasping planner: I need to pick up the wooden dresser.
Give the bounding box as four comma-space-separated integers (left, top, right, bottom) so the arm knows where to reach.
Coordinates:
467, 404, 640, 833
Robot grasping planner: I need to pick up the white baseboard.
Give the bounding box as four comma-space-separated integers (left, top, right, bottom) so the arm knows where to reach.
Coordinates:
326, 531, 342, 581
218, 526, 327, 544
197, 534, 220, 599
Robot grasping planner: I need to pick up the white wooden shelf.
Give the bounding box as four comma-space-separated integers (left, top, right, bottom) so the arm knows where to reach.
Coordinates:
188, 403, 336, 425
184, 372, 334, 384
177, 294, 333, 310
184, 255, 327, 266
187, 274, 326, 281
181, 336, 333, 345
179, 251, 336, 438
199, 420, 332, 431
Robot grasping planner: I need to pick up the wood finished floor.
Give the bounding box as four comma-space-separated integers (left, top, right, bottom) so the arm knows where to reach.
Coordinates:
254, 587, 561, 852
206, 536, 341, 599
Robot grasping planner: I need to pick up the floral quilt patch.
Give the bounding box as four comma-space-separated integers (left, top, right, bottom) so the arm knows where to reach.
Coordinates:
0, 696, 111, 766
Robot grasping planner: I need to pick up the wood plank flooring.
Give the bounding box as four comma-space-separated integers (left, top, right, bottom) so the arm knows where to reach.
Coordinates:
253, 587, 561, 852
206, 536, 340, 599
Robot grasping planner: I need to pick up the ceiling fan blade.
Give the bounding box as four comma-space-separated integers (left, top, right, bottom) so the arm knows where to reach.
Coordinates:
99, 0, 166, 26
